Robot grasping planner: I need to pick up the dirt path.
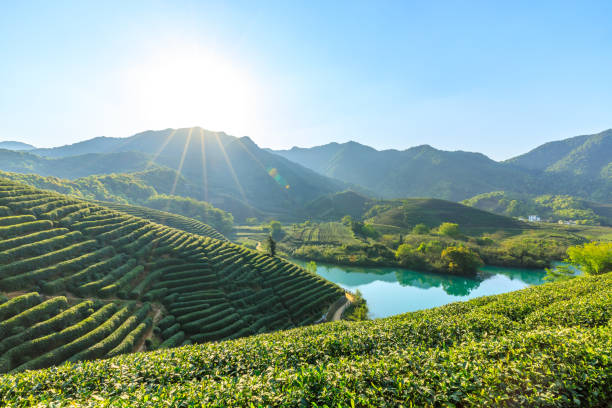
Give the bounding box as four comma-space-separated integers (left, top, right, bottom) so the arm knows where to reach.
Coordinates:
331, 298, 351, 321
134, 304, 164, 353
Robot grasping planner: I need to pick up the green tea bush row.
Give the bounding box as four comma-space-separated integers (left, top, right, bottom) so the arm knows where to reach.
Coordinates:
0, 300, 93, 355
99, 266, 143, 297
68, 303, 150, 363
0, 296, 68, 338
184, 312, 240, 335
44, 251, 122, 293
1, 303, 116, 372
190, 318, 245, 342
156, 315, 176, 331
0, 228, 69, 252
0, 292, 41, 321
0, 230, 83, 264
77, 259, 138, 295
0, 239, 98, 279
106, 317, 152, 358
0, 220, 52, 240
158, 330, 185, 349
14, 303, 130, 372
175, 303, 232, 325
2, 246, 114, 292
0, 214, 36, 226
161, 323, 181, 339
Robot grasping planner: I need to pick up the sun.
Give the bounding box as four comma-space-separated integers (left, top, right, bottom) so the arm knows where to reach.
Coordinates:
120, 44, 257, 134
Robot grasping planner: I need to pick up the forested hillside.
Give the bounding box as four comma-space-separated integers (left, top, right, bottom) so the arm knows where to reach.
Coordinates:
2, 273, 610, 406
506, 129, 612, 177
463, 191, 612, 226
0, 178, 343, 373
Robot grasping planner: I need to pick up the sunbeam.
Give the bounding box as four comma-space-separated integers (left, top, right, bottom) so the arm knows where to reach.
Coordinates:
214, 132, 248, 205
199, 128, 209, 203
235, 138, 292, 193
170, 128, 193, 196
146, 129, 178, 170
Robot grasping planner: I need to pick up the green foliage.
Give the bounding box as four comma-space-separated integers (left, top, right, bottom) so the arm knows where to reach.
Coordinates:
343, 290, 369, 321
438, 222, 461, 238
440, 246, 484, 275
263, 236, 276, 257
566, 241, 612, 275
1, 273, 610, 406
268, 220, 283, 240
411, 223, 429, 234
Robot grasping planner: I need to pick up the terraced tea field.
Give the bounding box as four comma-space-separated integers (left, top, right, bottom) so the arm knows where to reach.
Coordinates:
0, 178, 344, 372
93, 200, 227, 241
285, 222, 360, 245
2, 272, 610, 406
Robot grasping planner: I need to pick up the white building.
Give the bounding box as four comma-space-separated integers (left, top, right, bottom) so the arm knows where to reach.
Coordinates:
528, 215, 541, 222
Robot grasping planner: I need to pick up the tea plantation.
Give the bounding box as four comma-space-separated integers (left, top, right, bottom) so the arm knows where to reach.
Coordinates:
0, 273, 610, 406
0, 178, 343, 373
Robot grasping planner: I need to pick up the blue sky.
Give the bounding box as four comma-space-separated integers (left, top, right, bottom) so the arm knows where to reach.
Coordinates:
1, 1, 611, 160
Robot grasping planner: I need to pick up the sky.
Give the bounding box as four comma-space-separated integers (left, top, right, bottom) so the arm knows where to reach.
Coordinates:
1, 1, 611, 160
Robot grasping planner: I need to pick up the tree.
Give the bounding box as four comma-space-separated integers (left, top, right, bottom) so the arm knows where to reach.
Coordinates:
395, 244, 426, 268
546, 241, 612, 281
566, 241, 612, 275
268, 220, 283, 240
438, 222, 461, 238
412, 223, 429, 234
264, 236, 276, 257
440, 246, 483, 275
341, 215, 353, 227
305, 260, 317, 274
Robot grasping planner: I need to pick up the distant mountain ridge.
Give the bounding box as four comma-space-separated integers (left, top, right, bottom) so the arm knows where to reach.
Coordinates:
4, 128, 346, 220
506, 129, 612, 178
274, 130, 612, 202
0, 141, 35, 150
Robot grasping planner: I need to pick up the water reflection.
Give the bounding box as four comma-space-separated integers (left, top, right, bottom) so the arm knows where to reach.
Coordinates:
291, 259, 547, 318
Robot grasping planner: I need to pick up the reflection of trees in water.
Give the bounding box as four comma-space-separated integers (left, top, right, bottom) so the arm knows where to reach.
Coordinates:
480, 266, 546, 286
394, 269, 483, 296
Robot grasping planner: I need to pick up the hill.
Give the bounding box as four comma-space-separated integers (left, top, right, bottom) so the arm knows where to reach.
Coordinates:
302, 192, 525, 231
0, 141, 35, 151
506, 129, 612, 178
274, 131, 612, 202
463, 191, 612, 226
364, 198, 525, 231
2, 273, 610, 406
0, 149, 155, 179
0, 178, 343, 373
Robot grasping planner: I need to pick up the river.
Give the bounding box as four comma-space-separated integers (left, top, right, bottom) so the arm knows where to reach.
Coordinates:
292, 260, 547, 318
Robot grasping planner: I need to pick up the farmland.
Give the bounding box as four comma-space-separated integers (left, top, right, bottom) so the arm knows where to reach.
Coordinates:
1, 272, 610, 406
0, 178, 344, 372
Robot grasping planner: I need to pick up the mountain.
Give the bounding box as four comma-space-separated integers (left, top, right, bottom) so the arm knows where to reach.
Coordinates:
506, 129, 612, 178
8, 128, 347, 220
0, 141, 35, 151
275, 142, 532, 201
274, 131, 612, 202
0, 177, 343, 372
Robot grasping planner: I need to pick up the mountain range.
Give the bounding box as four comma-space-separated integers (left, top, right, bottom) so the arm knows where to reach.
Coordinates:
274, 129, 612, 202
0, 127, 610, 221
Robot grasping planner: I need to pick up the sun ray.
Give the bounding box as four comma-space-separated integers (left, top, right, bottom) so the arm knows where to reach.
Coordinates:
214, 132, 249, 205
146, 129, 178, 170
199, 128, 209, 202
170, 127, 193, 196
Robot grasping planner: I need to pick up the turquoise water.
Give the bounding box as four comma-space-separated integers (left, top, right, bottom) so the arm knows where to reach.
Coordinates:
292, 260, 547, 318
